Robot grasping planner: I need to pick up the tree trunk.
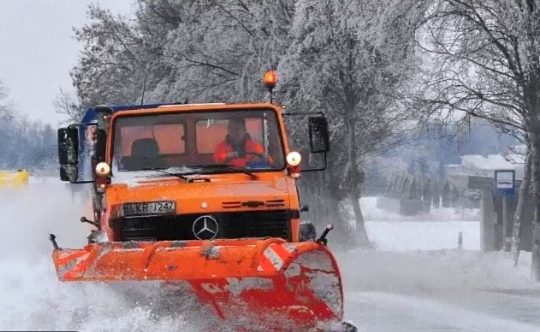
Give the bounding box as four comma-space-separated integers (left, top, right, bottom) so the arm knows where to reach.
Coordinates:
345, 114, 370, 246
305, 165, 358, 248
511, 148, 531, 267
529, 129, 540, 281
351, 165, 369, 246
350, 188, 369, 247
329, 188, 358, 248
301, 172, 329, 227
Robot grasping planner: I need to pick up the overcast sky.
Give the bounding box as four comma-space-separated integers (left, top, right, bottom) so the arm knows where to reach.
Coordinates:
0, 0, 134, 125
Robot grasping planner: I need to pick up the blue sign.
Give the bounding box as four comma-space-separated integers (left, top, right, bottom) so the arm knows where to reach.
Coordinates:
494, 170, 515, 196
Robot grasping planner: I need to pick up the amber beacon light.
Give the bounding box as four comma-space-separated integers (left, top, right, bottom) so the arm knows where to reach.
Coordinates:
263, 70, 277, 102
263, 70, 277, 89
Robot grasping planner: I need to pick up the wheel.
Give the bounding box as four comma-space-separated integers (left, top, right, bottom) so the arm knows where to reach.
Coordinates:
299, 221, 317, 241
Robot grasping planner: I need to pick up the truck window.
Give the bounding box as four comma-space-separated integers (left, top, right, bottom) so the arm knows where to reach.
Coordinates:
112, 110, 285, 173
119, 124, 185, 156
196, 119, 228, 154
113, 116, 186, 172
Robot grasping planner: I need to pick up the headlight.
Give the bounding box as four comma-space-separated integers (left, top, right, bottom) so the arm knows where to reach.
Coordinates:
95, 162, 111, 177
286, 151, 302, 166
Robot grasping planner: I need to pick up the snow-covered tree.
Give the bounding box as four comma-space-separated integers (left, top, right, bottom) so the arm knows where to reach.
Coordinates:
64, 0, 425, 246
0, 80, 56, 170
277, 0, 423, 245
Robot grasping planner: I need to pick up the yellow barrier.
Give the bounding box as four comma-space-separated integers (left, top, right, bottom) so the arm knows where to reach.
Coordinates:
0, 169, 30, 187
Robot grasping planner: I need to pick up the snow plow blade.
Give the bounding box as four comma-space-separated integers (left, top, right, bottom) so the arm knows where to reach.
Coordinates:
52, 238, 343, 329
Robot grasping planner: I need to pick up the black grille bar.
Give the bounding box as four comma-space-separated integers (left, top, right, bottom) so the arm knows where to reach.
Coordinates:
111, 210, 292, 242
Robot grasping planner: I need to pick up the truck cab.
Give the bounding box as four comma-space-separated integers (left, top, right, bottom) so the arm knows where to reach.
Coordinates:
58, 102, 329, 244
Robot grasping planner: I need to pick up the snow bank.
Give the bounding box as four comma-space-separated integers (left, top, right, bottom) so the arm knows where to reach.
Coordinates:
339, 196, 539, 293
354, 196, 481, 251
365, 221, 480, 251
337, 249, 540, 293
360, 196, 481, 222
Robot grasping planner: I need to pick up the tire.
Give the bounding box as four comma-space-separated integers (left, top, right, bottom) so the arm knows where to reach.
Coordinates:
299, 221, 317, 241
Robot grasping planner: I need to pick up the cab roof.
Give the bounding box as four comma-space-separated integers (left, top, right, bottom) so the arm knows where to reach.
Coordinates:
81, 102, 278, 124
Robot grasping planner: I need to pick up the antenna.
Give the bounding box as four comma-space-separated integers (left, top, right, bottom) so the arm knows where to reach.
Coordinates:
140, 76, 148, 106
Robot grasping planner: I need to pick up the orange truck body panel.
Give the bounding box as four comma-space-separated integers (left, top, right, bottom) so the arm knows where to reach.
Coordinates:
101, 173, 301, 243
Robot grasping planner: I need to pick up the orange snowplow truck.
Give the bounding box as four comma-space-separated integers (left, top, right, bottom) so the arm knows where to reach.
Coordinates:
52, 98, 354, 330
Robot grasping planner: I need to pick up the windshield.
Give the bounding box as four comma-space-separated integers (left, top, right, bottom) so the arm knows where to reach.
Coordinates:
112, 109, 285, 175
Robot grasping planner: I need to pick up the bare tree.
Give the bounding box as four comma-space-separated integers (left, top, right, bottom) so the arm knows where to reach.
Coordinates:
71, 4, 145, 109
511, 142, 531, 266
416, 0, 540, 279
54, 89, 83, 123
0, 80, 15, 120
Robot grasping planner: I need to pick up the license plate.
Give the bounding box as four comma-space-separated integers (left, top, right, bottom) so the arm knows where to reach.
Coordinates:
123, 201, 176, 216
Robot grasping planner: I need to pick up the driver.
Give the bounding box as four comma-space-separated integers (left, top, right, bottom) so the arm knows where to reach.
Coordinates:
213, 118, 267, 167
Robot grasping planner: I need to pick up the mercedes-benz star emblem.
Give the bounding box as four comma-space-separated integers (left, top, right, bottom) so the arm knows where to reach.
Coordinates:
192, 215, 219, 240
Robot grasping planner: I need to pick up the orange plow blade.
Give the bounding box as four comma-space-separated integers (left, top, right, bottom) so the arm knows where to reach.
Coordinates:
52, 238, 343, 330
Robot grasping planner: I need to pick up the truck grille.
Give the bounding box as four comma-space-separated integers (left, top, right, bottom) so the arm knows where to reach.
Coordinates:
111, 210, 291, 242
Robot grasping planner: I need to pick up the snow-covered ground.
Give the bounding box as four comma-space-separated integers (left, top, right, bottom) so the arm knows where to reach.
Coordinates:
364, 221, 480, 251
1, 178, 539, 331
360, 196, 481, 222
336, 196, 540, 331
338, 250, 537, 293
359, 196, 480, 251
339, 249, 540, 331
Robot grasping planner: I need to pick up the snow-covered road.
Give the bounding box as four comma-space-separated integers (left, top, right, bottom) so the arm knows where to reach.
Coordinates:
1, 177, 539, 331
346, 290, 540, 332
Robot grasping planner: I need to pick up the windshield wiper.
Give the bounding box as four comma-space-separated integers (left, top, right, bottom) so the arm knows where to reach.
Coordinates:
141, 168, 190, 180
190, 164, 256, 178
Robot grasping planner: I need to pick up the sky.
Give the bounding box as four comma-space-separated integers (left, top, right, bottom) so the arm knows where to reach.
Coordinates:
0, 0, 134, 125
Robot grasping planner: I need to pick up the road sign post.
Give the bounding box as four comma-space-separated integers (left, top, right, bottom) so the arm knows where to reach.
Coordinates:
494, 170, 516, 251
494, 170, 516, 196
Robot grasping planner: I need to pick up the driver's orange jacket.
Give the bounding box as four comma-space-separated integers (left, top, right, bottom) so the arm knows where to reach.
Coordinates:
213, 139, 265, 168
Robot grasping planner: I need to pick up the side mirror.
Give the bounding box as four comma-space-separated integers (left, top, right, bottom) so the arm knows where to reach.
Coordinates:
308, 116, 330, 153
58, 126, 79, 182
